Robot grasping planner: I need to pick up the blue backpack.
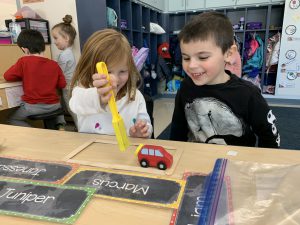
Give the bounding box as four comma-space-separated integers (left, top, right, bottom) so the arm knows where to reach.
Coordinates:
106, 7, 118, 27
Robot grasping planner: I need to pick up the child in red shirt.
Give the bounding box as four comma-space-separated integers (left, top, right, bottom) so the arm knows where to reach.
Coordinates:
4, 29, 66, 128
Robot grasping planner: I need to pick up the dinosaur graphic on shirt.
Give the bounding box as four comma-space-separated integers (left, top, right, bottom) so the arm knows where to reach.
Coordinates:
185, 97, 244, 144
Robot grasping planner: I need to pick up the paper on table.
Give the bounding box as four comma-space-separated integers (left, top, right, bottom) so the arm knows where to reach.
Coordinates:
5, 86, 23, 108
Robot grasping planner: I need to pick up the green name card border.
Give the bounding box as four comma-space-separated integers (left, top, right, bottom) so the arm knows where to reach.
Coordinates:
0, 178, 96, 224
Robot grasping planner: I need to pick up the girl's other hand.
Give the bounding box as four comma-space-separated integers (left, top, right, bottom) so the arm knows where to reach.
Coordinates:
129, 120, 150, 138
92, 73, 117, 105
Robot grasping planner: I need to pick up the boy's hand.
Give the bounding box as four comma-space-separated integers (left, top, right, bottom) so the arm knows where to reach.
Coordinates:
129, 120, 150, 138
92, 73, 117, 106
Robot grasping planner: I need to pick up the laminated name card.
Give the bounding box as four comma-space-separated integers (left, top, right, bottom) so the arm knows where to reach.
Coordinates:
0, 178, 95, 224
64, 168, 185, 208
0, 156, 78, 184
170, 173, 207, 225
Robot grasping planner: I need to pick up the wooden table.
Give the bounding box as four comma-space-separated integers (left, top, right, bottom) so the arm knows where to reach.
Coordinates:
1, 124, 300, 225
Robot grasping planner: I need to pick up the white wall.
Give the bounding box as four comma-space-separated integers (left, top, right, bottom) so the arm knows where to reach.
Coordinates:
0, 0, 18, 30
19, 0, 81, 62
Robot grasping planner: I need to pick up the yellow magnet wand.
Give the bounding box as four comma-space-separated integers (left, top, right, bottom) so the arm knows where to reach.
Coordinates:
96, 62, 130, 151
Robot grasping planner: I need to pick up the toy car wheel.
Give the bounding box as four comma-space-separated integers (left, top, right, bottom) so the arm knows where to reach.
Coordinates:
157, 162, 167, 170
140, 159, 149, 168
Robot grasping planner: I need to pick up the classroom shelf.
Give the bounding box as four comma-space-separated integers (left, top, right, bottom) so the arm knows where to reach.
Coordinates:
5, 18, 50, 44
76, 0, 167, 67
165, 3, 285, 95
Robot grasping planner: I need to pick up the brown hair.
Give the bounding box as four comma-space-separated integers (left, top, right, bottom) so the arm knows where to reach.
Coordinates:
70, 29, 141, 101
178, 12, 234, 54
52, 15, 77, 46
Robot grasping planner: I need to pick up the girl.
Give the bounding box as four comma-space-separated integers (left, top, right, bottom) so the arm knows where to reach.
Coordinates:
225, 36, 242, 77
69, 29, 153, 138
51, 15, 77, 125
4, 29, 66, 129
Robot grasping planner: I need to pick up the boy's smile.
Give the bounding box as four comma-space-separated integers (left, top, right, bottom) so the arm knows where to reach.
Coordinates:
180, 39, 231, 86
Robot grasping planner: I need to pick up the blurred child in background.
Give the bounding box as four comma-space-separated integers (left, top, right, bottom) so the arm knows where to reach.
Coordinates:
52, 14, 77, 125
4, 29, 66, 129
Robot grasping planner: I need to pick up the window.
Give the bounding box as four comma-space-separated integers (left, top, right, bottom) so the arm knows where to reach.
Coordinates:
155, 150, 163, 157
149, 149, 154, 156
141, 148, 148, 155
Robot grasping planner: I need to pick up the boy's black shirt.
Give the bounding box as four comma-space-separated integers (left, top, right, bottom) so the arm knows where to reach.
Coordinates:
170, 71, 280, 148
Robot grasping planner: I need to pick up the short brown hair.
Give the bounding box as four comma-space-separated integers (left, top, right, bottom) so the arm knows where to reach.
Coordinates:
70, 29, 141, 101
17, 29, 45, 54
178, 12, 234, 54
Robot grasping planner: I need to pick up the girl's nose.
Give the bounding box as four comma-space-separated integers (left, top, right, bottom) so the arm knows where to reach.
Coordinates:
109, 73, 119, 88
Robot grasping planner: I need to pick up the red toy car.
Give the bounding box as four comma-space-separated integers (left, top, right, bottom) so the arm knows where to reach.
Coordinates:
135, 144, 173, 170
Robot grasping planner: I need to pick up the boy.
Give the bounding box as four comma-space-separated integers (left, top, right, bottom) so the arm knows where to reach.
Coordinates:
170, 12, 279, 148
4, 29, 66, 129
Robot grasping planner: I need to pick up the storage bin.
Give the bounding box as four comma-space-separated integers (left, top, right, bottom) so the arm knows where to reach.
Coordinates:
120, 19, 127, 29
246, 22, 263, 30
0, 37, 12, 44
5, 18, 50, 44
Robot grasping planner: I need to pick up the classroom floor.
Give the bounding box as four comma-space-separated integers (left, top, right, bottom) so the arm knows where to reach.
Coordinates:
153, 98, 175, 138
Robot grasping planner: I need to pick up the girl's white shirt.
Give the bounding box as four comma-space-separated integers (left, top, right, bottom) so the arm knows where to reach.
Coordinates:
69, 86, 153, 137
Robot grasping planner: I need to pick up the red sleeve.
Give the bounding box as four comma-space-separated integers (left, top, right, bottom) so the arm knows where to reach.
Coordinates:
56, 65, 67, 89
3, 58, 23, 81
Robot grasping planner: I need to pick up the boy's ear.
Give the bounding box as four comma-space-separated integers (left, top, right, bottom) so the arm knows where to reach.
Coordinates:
224, 44, 237, 63
21, 47, 30, 55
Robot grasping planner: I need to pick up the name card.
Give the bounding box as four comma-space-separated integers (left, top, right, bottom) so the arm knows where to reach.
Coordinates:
0, 156, 78, 183
0, 179, 95, 224
170, 173, 207, 225
64, 168, 185, 208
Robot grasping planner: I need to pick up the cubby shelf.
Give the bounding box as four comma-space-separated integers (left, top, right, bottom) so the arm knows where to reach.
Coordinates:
75, 0, 285, 97
76, 0, 167, 67
165, 3, 285, 95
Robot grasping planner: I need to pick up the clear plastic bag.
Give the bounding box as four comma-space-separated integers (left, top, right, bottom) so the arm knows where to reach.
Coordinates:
199, 159, 300, 225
